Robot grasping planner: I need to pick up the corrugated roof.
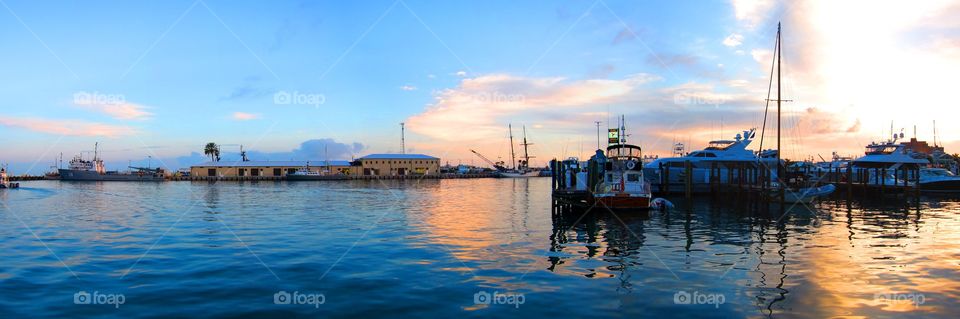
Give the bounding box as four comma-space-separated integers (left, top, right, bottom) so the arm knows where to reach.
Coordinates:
358, 154, 439, 160
191, 160, 352, 167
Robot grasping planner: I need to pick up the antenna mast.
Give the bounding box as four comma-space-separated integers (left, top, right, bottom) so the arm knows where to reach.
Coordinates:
595, 121, 601, 150
400, 122, 406, 154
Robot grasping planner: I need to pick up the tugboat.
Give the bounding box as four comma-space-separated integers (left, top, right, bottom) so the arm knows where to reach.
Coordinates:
59, 143, 165, 181
0, 166, 19, 189
591, 116, 652, 210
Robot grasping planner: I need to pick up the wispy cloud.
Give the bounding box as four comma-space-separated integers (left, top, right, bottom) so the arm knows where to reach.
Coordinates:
0, 116, 136, 137
72, 91, 153, 120
232, 112, 260, 121
400, 85, 417, 91
406, 73, 662, 142
723, 33, 743, 47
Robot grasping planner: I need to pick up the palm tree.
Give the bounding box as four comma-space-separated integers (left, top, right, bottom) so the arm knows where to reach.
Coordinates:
204, 143, 220, 162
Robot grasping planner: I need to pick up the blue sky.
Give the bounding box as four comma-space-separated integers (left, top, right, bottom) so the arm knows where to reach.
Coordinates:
2, 0, 958, 173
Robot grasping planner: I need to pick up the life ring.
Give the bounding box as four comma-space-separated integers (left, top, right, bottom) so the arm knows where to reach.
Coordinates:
626, 161, 637, 170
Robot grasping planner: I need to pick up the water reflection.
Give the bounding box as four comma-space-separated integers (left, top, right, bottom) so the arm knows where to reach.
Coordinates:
545, 193, 958, 318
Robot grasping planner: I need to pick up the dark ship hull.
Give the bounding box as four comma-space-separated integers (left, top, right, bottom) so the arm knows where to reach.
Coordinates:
58, 169, 164, 181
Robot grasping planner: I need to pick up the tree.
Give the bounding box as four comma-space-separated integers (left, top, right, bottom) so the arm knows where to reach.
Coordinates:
204, 143, 220, 162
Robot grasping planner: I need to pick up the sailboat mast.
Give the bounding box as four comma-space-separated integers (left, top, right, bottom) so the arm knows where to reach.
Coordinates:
776, 23, 781, 164
509, 124, 516, 170
522, 125, 530, 169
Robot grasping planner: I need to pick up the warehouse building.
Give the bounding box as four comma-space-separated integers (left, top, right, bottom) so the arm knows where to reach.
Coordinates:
355, 154, 440, 176
188, 154, 440, 178
190, 160, 353, 177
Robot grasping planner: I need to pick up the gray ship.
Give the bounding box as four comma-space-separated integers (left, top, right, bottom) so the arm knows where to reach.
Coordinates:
59, 143, 165, 181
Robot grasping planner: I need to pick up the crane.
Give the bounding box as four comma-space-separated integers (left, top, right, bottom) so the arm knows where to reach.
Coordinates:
470, 149, 507, 171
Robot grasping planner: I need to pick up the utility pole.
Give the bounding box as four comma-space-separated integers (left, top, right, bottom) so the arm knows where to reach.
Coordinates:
595, 121, 601, 150
400, 122, 406, 154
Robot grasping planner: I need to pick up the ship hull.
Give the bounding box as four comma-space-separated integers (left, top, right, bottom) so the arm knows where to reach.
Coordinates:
496, 171, 541, 178
593, 195, 651, 211
58, 169, 164, 181
918, 179, 960, 193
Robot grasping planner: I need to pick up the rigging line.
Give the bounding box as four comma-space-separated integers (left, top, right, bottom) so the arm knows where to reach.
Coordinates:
758, 28, 779, 155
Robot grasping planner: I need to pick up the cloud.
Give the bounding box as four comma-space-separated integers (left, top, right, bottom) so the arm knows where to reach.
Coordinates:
455, 71, 467, 77
189, 138, 367, 163
723, 33, 744, 47
72, 92, 152, 120
232, 112, 260, 121
406, 73, 662, 143
400, 85, 417, 91
648, 53, 698, 68
0, 116, 136, 137
221, 76, 273, 101
612, 27, 638, 45
731, 0, 776, 28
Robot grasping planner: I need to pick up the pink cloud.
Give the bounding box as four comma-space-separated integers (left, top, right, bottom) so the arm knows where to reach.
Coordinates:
0, 116, 137, 137
231, 112, 260, 121
73, 92, 152, 120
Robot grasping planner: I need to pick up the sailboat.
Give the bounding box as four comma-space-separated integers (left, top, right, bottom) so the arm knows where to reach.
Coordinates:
763, 23, 835, 203
497, 124, 541, 178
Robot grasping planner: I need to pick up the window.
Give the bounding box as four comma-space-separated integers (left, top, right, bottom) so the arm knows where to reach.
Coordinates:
273, 168, 282, 176
207, 168, 216, 177
627, 174, 640, 182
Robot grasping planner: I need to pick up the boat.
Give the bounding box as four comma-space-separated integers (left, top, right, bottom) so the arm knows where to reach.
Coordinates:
642, 128, 781, 193
916, 168, 960, 193
0, 166, 19, 189
591, 116, 652, 210
471, 124, 543, 178
59, 143, 165, 181
849, 137, 929, 187
781, 184, 835, 204
285, 163, 346, 180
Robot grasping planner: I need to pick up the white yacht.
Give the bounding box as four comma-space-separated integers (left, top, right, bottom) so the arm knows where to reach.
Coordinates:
917, 168, 960, 193
643, 128, 780, 193
849, 135, 929, 187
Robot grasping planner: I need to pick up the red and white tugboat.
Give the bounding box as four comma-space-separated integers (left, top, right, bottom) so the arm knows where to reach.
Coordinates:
591, 116, 651, 210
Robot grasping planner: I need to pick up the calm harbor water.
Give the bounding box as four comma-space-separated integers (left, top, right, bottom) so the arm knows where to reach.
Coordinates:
0, 178, 957, 318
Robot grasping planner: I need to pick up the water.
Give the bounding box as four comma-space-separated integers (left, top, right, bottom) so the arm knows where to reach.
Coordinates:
0, 179, 957, 318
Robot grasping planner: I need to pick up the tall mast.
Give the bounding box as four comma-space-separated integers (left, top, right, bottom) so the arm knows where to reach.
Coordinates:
776, 23, 782, 176
509, 124, 516, 170
521, 125, 532, 169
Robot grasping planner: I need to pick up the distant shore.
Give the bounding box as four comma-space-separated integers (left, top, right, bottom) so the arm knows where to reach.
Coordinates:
11, 173, 500, 182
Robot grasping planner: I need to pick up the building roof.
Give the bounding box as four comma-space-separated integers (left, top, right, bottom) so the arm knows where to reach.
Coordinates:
358, 154, 439, 160
191, 160, 352, 167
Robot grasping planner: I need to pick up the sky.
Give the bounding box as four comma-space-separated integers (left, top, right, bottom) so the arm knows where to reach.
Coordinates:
1, 0, 959, 174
